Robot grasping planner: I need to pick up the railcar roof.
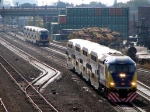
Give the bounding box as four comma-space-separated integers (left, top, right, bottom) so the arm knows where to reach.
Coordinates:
38, 29, 49, 32
91, 47, 122, 60
105, 56, 135, 64
75, 40, 91, 48
24, 26, 48, 31
68, 39, 87, 46
91, 46, 110, 55
82, 42, 102, 53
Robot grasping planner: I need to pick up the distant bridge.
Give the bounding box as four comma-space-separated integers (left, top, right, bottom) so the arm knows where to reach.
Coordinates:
0, 6, 66, 17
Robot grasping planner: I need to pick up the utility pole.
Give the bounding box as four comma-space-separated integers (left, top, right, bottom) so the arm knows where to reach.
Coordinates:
133, 14, 136, 37
15, 2, 19, 8
15, 2, 19, 29
33, 4, 36, 26
2, 6, 4, 30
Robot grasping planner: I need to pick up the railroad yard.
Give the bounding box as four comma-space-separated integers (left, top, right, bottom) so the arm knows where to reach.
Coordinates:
0, 28, 150, 112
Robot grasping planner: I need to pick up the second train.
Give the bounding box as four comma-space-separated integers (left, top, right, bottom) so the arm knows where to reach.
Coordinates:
23, 26, 50, 46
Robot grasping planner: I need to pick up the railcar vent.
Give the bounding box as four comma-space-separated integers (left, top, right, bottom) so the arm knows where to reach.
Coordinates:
108, 52, 123, 56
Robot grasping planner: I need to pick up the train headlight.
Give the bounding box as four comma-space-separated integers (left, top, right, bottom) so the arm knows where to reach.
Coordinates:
131, 82, 136, 86
119, 73, 126, 78
110, 82, 115, 86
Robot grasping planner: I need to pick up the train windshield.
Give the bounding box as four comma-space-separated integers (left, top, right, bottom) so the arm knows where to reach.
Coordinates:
39, 31, 49, 35
108, 64, 136, 73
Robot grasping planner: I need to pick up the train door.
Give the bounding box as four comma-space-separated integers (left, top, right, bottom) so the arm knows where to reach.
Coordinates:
77, 58, 83, 75
90, 62, 99, 89
99, 63, 106, 87
86, 63, 92, 83
32, 31, 36, 44
71, 54, 76, 71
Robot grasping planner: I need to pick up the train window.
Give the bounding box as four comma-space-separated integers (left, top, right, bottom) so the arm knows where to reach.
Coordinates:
83, 50, 87, 56
68, 57, 71, 61
80, 59, 83, 64
116, 64, 129, 72
108, 64, 135, 73
92, 73, 94, 78
71, 54, 76, 59
68, 44, 72, 48
76, 47, 80, 52
97, 70, 99, 75
39, 31, 48, 35
108, 64, 116, 73
86, 63, 91, 70
83, 67, 85, 71
91, 55, 96, 62
129, 64, 136, 72
76, 61, 78, 66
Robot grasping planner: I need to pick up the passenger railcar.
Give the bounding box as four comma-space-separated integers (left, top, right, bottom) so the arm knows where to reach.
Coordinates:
66, 39, 90, 70
67, 39, 137, 102
23, 26, 49, 46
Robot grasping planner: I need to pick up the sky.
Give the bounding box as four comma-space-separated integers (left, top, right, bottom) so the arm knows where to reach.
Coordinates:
38, 0, 131, 6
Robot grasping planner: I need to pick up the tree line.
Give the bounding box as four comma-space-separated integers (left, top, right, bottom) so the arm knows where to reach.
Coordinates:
19, 0, 150, 11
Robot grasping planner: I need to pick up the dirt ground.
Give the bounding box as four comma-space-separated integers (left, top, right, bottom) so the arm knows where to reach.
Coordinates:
0, 34, 150, 111
0, 35, 117, 111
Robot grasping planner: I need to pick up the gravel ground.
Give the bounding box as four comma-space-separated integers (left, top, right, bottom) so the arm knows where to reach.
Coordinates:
0, 44, 39, 112
0, 33, 117, 111
1, 32, 150, 111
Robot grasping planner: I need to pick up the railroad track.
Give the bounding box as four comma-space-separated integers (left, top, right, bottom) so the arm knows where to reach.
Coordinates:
2, 32, 68, 68
0, 35, 62, 111
114, 102, 145, 112
2, 31, 150, 111
137, 81, 150, 101
0, 36, 61, 88
8, 31, 67, 54
0, 55, 59, 112
0, 98, 8, 112
137, 68, 150, 73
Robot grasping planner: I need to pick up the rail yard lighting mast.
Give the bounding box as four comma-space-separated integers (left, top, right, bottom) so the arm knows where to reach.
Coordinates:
15, 2, 19, 29
33, 4, 36, 26
15, 2, 19, 8
2, 6, 4, 30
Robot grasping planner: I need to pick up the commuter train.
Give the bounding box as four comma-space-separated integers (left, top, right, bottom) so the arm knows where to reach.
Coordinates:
23, 26, 50, 46
66, 39, 137, 102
